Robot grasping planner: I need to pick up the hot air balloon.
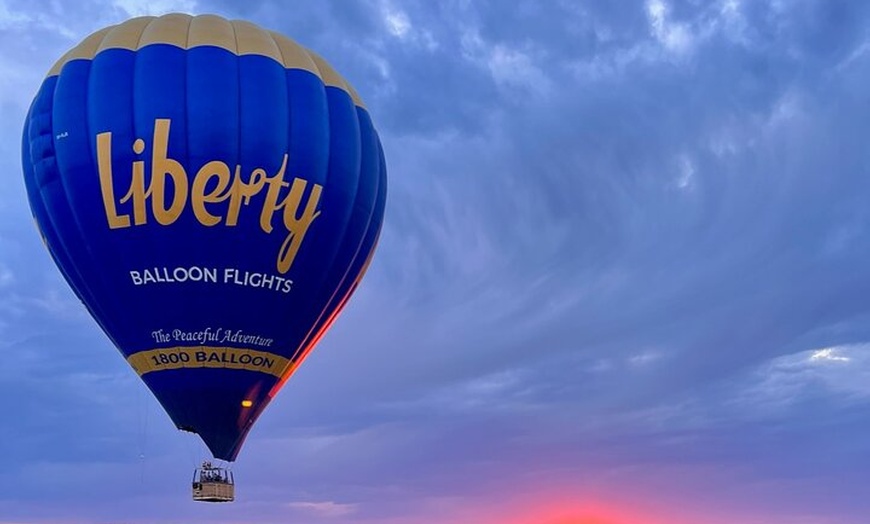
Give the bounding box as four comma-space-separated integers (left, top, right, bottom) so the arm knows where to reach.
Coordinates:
21, 13, 386, 502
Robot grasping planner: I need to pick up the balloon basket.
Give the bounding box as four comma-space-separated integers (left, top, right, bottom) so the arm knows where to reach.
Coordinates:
192, 461, 234, 503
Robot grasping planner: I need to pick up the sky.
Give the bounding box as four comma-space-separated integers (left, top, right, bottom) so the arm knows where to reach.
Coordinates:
2, 0, 870, 523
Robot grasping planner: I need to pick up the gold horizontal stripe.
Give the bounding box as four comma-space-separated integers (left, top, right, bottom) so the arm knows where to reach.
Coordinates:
46, 13, 365, 109
127, 346, 289, 378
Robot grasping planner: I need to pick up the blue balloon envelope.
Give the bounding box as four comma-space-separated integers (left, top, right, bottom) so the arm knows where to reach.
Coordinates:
21, 14, 386, 461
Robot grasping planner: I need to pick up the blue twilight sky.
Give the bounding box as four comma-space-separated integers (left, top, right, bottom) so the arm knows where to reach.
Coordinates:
2, 1, 870, 523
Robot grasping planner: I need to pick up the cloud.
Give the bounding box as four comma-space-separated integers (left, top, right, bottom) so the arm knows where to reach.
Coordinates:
111, 0, 197, 17
810, 347, 851, 362
0, 1, 31, 30
284, 501, 358, 518
0, 265, 13, 288
736, 343, 870, 408
646, 0, 694, 54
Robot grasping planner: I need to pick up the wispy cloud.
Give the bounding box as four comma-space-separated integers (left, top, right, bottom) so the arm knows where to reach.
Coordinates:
285, 501, 358, 518
111, 0, 197, 17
